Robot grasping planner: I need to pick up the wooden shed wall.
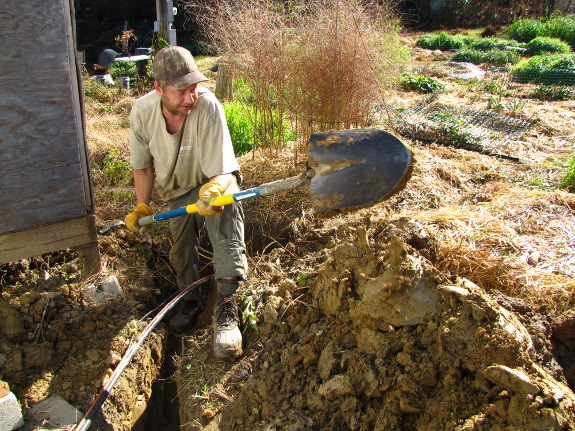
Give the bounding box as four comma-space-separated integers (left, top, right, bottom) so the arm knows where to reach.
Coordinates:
0, 0, 98, 270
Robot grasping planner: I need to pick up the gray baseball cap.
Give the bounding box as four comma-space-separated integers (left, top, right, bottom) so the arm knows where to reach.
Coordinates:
153, 46, 208, 88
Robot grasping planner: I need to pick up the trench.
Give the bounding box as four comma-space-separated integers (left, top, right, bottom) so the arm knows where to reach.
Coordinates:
133, 334, 181, 431
128, 215, 295, 430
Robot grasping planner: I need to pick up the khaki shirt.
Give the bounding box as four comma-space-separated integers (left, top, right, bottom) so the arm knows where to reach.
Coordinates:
129, 87, 239, 201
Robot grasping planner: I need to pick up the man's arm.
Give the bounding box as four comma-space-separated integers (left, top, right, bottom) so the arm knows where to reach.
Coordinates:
134, 166, 155, 205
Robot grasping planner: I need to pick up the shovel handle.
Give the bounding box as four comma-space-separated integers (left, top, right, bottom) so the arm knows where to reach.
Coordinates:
138, 173, 309, 227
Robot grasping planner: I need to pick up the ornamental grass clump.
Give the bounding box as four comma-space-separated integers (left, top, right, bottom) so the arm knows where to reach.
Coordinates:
466, 37, 522, 52
416, 32, 466, 51
525, 37, 571, 55
541, 15, 575, 50
450, 48, 519, 66
508, 15, 575, 49
507, 18, 544, 43
188, 0, 407, 154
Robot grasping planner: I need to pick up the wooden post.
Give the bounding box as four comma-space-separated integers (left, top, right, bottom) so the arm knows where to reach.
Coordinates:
74, 215, 101, 279
215, 62, 234, 101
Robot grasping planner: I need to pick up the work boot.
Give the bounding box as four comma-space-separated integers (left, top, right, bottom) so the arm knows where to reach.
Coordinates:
213, 293, 243, 360
168, 298, 202, 335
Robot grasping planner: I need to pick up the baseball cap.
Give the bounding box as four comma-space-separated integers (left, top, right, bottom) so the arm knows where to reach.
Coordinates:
153, 46, 208, 89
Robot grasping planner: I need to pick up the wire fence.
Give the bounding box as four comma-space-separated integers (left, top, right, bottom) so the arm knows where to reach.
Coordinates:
511, 68, 575, 87
390, 64, 575, 157
395, 103, 534, 155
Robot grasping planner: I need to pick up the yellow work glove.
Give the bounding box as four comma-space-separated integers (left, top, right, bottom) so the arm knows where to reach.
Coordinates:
196, 182, 224, 216
124, 203, 153, 233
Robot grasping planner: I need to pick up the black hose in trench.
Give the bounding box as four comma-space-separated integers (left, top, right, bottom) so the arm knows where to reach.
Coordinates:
73, 274, 215, 431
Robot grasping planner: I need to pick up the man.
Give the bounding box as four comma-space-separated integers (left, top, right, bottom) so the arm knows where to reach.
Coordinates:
124, 46, 247, 360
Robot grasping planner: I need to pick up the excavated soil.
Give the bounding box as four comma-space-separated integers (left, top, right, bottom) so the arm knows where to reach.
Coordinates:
2, 30, 575, 431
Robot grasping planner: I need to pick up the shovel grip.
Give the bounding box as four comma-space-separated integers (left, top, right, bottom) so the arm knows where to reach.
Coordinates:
137, 174, 309, 226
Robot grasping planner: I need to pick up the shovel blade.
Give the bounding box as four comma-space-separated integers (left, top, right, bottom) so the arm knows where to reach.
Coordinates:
307, 129, 412, 213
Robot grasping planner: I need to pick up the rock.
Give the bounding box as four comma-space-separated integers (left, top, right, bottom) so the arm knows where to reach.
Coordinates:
85, 275, 124, 303
318, 374, 353, 399
0, 392, 24, 431
0, 302, 25, 343
527, 251, 541, 267
483, 365, 539, 395
262, 303, 279, 325
24, 395, 82, 429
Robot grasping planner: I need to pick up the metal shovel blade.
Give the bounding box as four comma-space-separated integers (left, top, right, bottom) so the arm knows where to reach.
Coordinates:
307, 128, 412, 212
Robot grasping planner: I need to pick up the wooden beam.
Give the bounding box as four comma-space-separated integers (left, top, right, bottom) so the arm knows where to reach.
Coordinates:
0, 216, 100, 268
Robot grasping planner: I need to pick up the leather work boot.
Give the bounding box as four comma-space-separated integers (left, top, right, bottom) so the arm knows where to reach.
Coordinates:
213, 294, 243, 360
168, 298, 202, 335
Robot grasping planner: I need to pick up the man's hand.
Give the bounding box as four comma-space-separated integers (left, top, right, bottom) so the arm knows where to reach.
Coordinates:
125, 203, 153, 233
196, 182, 224, 216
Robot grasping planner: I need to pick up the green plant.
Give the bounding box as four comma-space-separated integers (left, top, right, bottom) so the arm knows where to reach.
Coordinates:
223, 101, 254, 155
415, 32, 466, 51
102, 148, 132, 186
561, 155, 575, 192
508, 15, 575, 49
531, 85, 575, 100
241, 296, 259, 334
525, 37, 571, 55
108, 60, 138, 79
505, 98, 528, 114
487, 93, 505, 111
450, 48, 519, 66
95, 189, 134, 203
226, 77, 296, 152
541, 15, 575, 50
296, 273, 314, 287
401, 73, 445, 93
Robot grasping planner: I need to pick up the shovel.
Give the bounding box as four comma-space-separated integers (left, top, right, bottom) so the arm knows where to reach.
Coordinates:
138, 128, 412, 227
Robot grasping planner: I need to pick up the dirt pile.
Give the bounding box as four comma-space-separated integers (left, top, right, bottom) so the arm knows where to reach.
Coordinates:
0, 236, 167, 430
201, 212, 575, 430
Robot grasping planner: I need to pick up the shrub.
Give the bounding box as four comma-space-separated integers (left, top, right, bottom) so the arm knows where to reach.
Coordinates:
525, 37, 571, 55
190, 0, 407, 148
450, 48, 519, 66
108, 60, 138, 79
507, 18, 544, 43
416, 32, 466, 51
401, 73, 445, 93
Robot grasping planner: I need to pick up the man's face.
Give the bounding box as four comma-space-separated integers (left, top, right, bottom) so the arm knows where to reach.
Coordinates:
155, 82, 199, 116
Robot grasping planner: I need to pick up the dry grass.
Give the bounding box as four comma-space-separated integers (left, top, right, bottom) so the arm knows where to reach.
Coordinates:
395, 143, 575, 313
